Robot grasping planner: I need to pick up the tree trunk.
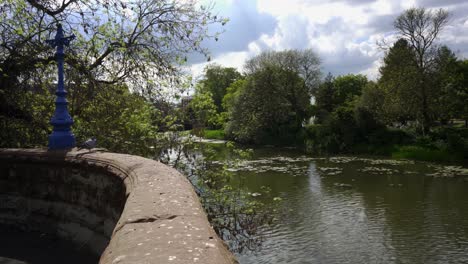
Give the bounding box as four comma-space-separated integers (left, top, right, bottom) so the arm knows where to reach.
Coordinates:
419, 73, 431, 135
421, 92, 430, 134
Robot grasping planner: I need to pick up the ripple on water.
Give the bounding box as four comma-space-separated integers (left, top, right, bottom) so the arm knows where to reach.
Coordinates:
182, 147, 468, 264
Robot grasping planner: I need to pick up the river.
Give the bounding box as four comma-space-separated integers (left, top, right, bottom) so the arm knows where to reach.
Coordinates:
173, 143, 468, 264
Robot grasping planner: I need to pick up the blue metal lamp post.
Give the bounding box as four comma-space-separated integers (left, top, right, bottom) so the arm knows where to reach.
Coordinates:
47, 24, 76, 149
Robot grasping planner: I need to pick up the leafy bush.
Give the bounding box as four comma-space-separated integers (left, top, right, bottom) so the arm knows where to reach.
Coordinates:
304, 105, 362, 154
367, 128, 413, 146
72, 85, 158, 156
225, 65, 310, 145
0, 86, 54, 148
427, 127, 468, 160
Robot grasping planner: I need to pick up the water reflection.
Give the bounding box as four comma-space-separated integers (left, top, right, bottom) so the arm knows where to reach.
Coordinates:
210, 147, 468, 264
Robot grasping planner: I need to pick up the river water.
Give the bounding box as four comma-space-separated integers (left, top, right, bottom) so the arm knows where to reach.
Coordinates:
178, 144, 468, 264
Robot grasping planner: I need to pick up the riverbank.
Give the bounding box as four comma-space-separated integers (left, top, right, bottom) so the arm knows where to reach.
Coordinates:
351, 143, 467, 165
196, 128, 467, 166
198, 129, 226, 140
303, 125, 467, 165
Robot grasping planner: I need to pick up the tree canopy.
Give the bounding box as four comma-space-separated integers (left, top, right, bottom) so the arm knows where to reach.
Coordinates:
0, 0, 226, 120
378, 38, 419, 124
244, 49, 321, 94
225, 62, 312, 144
0, 0, 225, 148
198, 64, 242, 112
393, 7, 450, 133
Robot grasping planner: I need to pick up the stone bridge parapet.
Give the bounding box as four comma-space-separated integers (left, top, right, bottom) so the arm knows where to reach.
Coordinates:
0, 148, 236, 264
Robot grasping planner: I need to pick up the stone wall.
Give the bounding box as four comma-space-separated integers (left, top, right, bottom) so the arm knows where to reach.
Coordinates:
0, 149, 236, 264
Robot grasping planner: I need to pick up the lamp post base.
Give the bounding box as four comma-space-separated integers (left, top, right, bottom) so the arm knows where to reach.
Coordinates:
48, 131, 76, 150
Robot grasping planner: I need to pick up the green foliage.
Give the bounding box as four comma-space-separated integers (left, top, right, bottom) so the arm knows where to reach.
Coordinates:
0, 87, 53, 148
434, 57, 468, 124
0, 81, 161, 157
199, 64, 242, 112
189, 87, 223, 129
151, 98, 185, 132
203, 129, 225, 140
72, 84, 157, 156
378, 39, 419, 124
244, 49, 321, 94
355, 127, 467, 164
312, 73, 335, 123
392, 146, 457, 163
349, 128, 413, 155
306, 73, 381, 153
423, 127, 468, 161
367, 128, 413, 146
358, 81, 386, 123
389, 8, 450, 133
225, 64, 311, 145
185, 65, 242, 131
1, 0, 226, 90
313, 73, 368, 123
333, 74, 367, 104
169, 141, 274, 252
0, 0, 226, 150
305, 104, 365, 154
375, 34, 467, 134
222, 79, 247, 113
222, 49, 321, 145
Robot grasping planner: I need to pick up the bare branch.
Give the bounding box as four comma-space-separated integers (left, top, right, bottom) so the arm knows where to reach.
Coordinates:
26, 0, 78, 16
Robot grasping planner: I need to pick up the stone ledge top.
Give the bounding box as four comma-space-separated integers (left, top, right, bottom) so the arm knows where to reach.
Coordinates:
0, 148, 237, 264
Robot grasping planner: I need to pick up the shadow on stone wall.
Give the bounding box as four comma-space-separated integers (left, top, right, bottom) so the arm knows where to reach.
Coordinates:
0, 149, 236, 264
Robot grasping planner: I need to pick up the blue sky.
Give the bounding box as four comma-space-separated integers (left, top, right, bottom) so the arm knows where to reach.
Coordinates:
188, 0, 468, 80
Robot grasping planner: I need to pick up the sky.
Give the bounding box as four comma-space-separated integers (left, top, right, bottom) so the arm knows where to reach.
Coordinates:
187, 0, 468, 80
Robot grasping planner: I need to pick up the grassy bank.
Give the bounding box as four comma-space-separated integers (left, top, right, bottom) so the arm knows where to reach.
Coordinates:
351, 143, 465, 164
391, 145, 465, 164
203, 129, 225, 140
191, 127, 467, 165
305, 126, 468, 165
190, 129, 226, 140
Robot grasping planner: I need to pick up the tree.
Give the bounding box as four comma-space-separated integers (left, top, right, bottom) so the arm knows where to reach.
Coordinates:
189, 87, 220, 130
393, 7, 450, 133
436, 58, 468, 126
0, 0, 225, 147
222, 79, 247, 113
378, 38, 420, 125
312, 73, 335, 123
73, 84, 158, 156
453, 60, 468, 126
432, 46, 460, 123
225, 65, 311, 144
1, 0, 225, 87
333, 74, 368, 105
244, 49, 321, 94
312, 73, 368, 124
359, 81, 386, 123
199, 64, 242, 112
0, 0, 225, 113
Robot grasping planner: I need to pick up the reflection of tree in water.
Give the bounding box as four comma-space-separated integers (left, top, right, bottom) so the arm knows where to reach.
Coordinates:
159, 137, 275, 253
158, 141, 468, 263
377, 176, 468, 263
317, 157, 468, 263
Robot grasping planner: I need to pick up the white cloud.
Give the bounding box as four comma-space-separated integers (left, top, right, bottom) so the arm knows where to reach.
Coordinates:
189, 0, 468, 80
190, 50, 251, 78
